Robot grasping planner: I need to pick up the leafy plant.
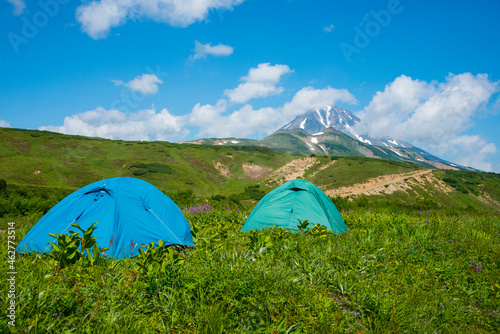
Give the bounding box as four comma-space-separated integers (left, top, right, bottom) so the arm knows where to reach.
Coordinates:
47, 222, 109, 268
297, 218, 310, 233
135, 240, 185, 277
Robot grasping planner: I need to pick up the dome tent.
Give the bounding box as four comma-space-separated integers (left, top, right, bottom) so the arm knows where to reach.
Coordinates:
17, 177, 194, 259
241, 179, 348, 233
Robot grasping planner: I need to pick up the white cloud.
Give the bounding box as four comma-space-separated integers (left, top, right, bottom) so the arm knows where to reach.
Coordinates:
355, 73, 499, 171
6, 0, 25, 15
112, 74, 163, 95
282, 86, 358, 117
40, 107, 188, 141
0, 120, 11, 128
188, 99, 228, 128
443, 135, 497, 172
224, 63, 294, 103
189, 86, 357, 138
190, 41, 234, 60
323, 24, 335, 32
76, 0, 245, 39
190, 103, 280, 138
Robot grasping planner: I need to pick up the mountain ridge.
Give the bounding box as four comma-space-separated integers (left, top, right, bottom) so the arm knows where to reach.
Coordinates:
188, 105, 474, 171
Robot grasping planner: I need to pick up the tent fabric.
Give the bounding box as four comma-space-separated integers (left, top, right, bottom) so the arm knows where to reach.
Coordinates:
241, 179, 348, 234
16, 177, 194, 258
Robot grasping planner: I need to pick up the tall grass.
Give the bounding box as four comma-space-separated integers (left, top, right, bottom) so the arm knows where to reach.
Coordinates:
1, 206, 499, 333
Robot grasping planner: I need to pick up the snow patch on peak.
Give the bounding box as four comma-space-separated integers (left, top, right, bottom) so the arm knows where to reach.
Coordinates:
390, 149, 404, 157
300, 119, 307, 129
313, 132, 324, 136
315, 109, 328, 128
388, 139, 399, 146
311, 137, 318, 144
356, 135, 371, 145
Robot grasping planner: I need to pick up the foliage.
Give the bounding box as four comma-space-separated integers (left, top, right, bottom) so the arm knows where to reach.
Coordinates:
47, 222, 109, 268
130, 162, 174, 175
135, 240, 185, 278
0, 178, 6, 193
0, 183, 71, 224
168, 189, 197, 208
440, 170, 500, 197
228, 184, 267, 202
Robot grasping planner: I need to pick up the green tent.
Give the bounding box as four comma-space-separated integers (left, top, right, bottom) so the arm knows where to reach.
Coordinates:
241, 179, 348, 233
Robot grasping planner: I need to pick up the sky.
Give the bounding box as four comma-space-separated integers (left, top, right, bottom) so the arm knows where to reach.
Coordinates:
1, 0, 499, 172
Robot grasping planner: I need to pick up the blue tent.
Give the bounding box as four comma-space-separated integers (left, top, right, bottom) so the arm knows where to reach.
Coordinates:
17, 177, 194, 258
241, 179, 348, 234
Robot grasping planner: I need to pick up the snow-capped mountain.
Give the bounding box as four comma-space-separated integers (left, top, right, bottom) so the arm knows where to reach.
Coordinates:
280, 106, 413, 149
184, 105, 476, 171
281, 105, 359, 135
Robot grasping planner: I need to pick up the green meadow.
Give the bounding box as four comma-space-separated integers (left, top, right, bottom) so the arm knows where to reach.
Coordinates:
1, 206, 499, 333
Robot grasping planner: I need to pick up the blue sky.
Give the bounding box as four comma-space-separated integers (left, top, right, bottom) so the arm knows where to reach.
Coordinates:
1, 0, 499, 171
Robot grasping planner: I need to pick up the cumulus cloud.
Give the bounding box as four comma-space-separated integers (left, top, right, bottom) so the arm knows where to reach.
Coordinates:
40, 107, 188, 141
224, 63, 294, 103
112, 74, 163, 95
282, 86, 357, 117
189, 86, 357, 138
6, 0, 25, 15
190, 41, 234, 61
443, 135, 497, 172
355, 73, 499, 171
189, 101, 280, 138
40, 62, 359, 142
76, 0, 245, 39
0, 120, 11, 128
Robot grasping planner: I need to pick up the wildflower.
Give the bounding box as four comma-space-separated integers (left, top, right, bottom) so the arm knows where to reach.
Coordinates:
237, 210, 240, 214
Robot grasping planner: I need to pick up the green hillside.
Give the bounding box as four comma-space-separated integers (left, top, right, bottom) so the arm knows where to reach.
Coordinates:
184, 128, 456, 170
1, 127, 500, 218
0, 128, 294, 195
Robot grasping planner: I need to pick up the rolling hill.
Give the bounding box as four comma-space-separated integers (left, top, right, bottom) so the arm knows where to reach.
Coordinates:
1, 127, 500, 214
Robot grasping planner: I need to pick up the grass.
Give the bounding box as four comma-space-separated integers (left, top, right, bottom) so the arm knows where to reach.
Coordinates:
1, 204, 499, 333
306, 156, 425, 189
0, 128, 295, 196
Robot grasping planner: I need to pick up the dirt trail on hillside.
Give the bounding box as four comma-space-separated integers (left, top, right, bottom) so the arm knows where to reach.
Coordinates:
265, 157, 319, 185
325, 169, 434, 197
